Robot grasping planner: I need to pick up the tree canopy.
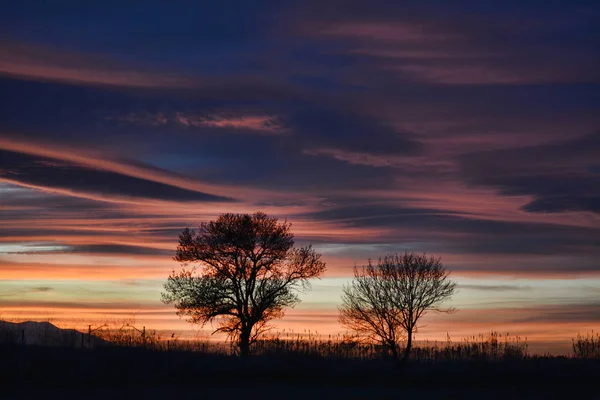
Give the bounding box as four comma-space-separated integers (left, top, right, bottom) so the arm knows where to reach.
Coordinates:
339, 252, 456, 365
162, 212, 326, 357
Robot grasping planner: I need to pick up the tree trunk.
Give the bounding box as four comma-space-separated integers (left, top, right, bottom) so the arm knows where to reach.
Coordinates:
239, 328, 251, 358
400, 329, 413, 366
389, 341, 401, 366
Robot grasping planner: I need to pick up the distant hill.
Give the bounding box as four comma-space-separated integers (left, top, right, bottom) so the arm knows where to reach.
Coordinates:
0, 320, 109, 348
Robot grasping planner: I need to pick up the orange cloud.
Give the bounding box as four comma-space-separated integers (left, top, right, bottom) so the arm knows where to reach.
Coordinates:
179, 113, 284, 134
0, 260, 170, 280
109, 111, 285, 134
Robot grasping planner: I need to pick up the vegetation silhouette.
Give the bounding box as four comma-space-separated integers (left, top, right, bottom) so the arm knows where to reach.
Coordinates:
339, 252, 456, 365
162, 212, 326, 357
2, 325, 599, 396
3, 317, 600, 398
572, 330, 600, 359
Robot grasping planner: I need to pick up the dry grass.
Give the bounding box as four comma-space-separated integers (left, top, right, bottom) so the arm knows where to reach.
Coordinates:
572, 330, 600, 359
81, 322, 531, 362
3, 319, 600, 389
246, 330, 528, 361
3, 316, 598, 362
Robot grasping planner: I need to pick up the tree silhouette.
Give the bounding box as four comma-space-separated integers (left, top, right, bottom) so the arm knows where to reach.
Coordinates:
162, 212, 326, 357
339, 252, 456, 365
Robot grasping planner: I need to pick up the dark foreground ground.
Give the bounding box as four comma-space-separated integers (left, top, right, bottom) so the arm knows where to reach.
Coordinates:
7, 382, 599, 400
3, 345, 599, 399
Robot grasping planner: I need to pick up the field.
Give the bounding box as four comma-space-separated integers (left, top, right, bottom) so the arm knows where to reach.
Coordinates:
2, 321, 600, 399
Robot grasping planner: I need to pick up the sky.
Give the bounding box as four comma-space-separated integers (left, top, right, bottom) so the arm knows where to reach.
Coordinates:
1, 0, 599, 354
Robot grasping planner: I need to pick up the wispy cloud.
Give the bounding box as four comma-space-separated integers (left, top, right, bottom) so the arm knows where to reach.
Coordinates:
459, 283, 531, 292
303, 148, 399, 167
195, 114, 284, 133
0, 138, 288, 203
322, 22, 443, 44
0, 147, 233, 204
108, 111, 285, 134
0, 41, 196, 88
30, 286, 53, 293
307, 15, 600, 85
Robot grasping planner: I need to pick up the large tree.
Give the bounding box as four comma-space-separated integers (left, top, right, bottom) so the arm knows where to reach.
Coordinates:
339, 252, 456, 365
162, 212, 326, 357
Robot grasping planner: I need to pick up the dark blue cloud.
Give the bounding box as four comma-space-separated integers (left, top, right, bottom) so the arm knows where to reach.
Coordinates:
1, 1, 277, 74
4, 243, 172, 257
0, 150, 233, 203
300, 202, 600, 256
521, 197, 600, 214
458, 133, 600, 214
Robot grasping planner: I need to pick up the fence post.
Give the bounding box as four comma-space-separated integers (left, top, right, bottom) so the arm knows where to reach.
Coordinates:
21, 329, 25, 346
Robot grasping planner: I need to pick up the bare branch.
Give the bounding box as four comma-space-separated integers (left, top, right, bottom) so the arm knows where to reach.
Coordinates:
339, 252, 457, 364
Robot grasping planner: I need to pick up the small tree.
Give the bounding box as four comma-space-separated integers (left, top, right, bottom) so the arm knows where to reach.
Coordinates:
162, 212, 326, 357
339, 252, 456, 365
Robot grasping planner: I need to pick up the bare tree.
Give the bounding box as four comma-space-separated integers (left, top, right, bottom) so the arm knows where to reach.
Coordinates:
162, 212, 326, 357
339, 252, 456, 365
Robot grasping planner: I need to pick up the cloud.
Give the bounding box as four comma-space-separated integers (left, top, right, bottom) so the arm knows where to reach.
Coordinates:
110, 111, 285, 134
0, 149, 233, 204
295, 3, 600, 85
321, 22, 443, 44
184, 114, 284, 134
521, 197, 600, 214
2, 242, 172, 257
0, 41, 197, 88
0, 284, 55, 298
458, 132, 600, 214
303, 148, 452, 173
0, 139, 221, 194
30, 286, 53, 293
304, 148, 399, 167
511, 303, 600, 324
390, 64, 529, 85
66, 244, 172, 257
459, 284, 531, 292
0, 299, 160, 310
0, 260, 169, 280
282, 106, 423, 159
0, 138, 308, 205
298, 201, 600, 263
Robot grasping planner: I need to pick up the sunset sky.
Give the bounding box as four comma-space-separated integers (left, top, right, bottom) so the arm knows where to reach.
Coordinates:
1, 1, 599, 354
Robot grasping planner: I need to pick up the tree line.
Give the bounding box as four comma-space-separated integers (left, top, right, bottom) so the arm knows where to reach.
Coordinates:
162, 212, 456, 364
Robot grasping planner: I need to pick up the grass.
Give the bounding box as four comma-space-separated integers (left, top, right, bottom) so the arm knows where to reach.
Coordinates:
2, 318, 599, 389
55, 320, 532, 362
572, 330, 600, 359
0, 316, 570, 362
246, 330, 529, 362
2, 340, 599, 389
